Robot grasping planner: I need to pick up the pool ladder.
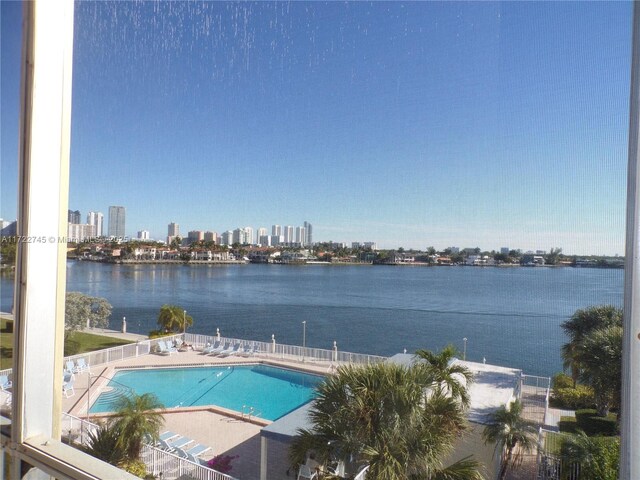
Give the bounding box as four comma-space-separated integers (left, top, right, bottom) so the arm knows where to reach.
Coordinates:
241, 405, 262, 421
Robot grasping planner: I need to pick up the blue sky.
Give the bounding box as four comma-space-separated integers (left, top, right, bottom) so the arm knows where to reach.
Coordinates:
1, 2, 632, 255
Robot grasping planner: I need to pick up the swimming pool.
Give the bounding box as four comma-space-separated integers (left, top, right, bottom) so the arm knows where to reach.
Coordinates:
89, 364, 323, 421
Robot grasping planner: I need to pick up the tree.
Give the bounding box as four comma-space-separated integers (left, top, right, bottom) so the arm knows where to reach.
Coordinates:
561, 305, 622, 386
560, 432, 619, 480
414, 345, 473, 408
577, 326, 622, 417
80, 422, 127, 466
545, 247, 563, 265
112, 393, 165, 460
157, 304, 193, 333
482, 400, 537, 480
65, 292, 112, 334
289, 362, 482, 480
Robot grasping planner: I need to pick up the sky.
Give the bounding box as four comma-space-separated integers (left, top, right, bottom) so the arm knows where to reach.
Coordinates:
0, 1, 633, 255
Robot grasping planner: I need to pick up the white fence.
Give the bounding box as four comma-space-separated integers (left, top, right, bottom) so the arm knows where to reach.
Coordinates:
62, 412, 237, 480
185, 333, 387, 367
537, 428, 580, 480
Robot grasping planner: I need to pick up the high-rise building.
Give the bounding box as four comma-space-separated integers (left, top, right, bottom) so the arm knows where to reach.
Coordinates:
67, 223, 96, 242
304, 221, 313, 245
168, 222, 180, 237
295, 226, 306, 245
188, 230, 204, 244
68, 210, 81, 224
87, 211, 103, 237
272, 225, 282, 236
284, 225, 294, 243
204, 231, 217, 243
501, 247, 510, 255
257, 227, 267, 244
108, 206, 126, 237
259, 235, 271, 246
221, 230, 233, 245
137, 230, 150, 240
244, 227, 254, 245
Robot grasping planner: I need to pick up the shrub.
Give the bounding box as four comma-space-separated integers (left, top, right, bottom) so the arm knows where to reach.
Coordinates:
560, 434, 619, 480
207, 454, 238, 473
559, 410, 618, 436
552, 373, 574, 390
121, 460, 148, 478
551, 385, 595, 410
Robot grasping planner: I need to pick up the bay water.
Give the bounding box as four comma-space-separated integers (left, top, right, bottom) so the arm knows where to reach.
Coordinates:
0, 262, 623, 377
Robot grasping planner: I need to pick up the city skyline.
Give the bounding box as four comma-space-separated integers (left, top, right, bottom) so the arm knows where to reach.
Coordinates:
0, 2, 631, 255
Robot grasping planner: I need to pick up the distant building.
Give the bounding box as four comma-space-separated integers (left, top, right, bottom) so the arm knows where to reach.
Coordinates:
295, 226, 306, 246
304, 221, 313, 245
449, 247, 460, 254
270, 235, 283, 247
259, 235, 271, 246
87, 211, 104, 237
221, 230, 233, 245
284, 226, 294, 243
257, 227, 268, 244
67, 223, 96, 242
137, 230, 150, 240
500, 247, 510, 255
204, 231, 217, 243
363, 242, 378, 250
271, 225, 282, 236
168, 222, 180, 237
108, 206, 126, 238
68, 210, 81, 224
232, 228, 251, 245
188, 230, 204, 244
536, 250, 547, 255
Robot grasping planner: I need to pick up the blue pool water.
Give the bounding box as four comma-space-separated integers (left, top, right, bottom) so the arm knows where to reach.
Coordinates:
89, 364, 323, 421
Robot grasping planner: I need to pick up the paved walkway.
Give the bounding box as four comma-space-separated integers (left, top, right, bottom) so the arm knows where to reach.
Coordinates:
83, 327, 148, 342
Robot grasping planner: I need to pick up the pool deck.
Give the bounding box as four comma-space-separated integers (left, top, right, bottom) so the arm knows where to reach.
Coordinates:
63, 349, 333, 480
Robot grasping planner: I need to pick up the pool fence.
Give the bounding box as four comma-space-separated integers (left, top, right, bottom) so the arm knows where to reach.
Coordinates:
62, 412, 238, 480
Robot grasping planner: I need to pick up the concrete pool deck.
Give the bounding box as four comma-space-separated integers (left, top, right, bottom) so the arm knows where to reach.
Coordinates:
62, 349, 333, 479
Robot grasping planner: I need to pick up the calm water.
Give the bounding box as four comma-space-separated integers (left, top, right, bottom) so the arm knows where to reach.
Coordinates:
89, 364, 322, 420
0, 262, 623, 377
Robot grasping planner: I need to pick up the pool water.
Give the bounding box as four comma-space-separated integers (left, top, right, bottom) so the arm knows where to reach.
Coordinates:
89, 364, 322, 421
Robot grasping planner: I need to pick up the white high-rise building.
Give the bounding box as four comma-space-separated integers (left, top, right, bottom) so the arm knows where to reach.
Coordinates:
137, 230, 150, 240
87, 211, 104, 237
67, 223, 96, 242
257, 227, 267, 244
259, 235, 271, 246
221, 230, 233, 245
304, 221, 312, 245
284, 225, 294, 243
108, 206, 126, 238
295, 226, 306, 245
272, 225, 282, 236
244, 227, 254, 245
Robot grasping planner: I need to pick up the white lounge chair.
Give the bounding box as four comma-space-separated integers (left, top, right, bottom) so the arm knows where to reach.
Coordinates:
201, 341, 220, 354
74, 358, 91, 373
157, 340, 177, 355
169, 436, 195, 449
0, 376, 12, 391
159, 430, 180, 442
297, 464, 317, 480
209, 341, 229, 356
238, 343, 253, 357
64, 360, 76, 377
62, 379, 75, 398
219, 343, 241, 358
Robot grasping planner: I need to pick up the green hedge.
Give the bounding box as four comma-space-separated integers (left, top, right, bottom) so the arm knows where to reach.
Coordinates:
550, 374, 595, 410
559, 409, 618, 436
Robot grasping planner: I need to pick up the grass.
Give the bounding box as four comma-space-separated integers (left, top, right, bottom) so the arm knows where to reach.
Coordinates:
559, 409, 618, 436
1, 315, 133, 369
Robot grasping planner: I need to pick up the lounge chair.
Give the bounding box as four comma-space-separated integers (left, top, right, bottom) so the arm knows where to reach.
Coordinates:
159, 430, 180, 442
218, 343, 241, 358
297, 465, 318, 480
64, 360, 76, 377
157, 340, 177, 355
0, 375, 12, 391
169, 436, 195, 449
238, 343, 253, 357
208, 341, 229, 356
156, 438, 176, 452
62, 379, 75, 398
201, 341, 220, 354
185, 443, 211, 458
75, 358, 91, 373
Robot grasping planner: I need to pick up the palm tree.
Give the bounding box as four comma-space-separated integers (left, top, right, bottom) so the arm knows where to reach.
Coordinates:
559, 431, 620, 480
289, 362, 483, 480
112, 393, 165, 460
415, 345, 474, 408
80, 422, 127, 466
577, 326, 622, 417
157, 304, 193, 333
482, 400, 537, 480
561, 305, 622, 386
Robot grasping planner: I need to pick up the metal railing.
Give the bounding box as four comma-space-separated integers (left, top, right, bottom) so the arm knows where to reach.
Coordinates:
537, 428, 580, 480
185, 333, 387, 367
520, 374, 551, 427
62, 412, 237, 480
